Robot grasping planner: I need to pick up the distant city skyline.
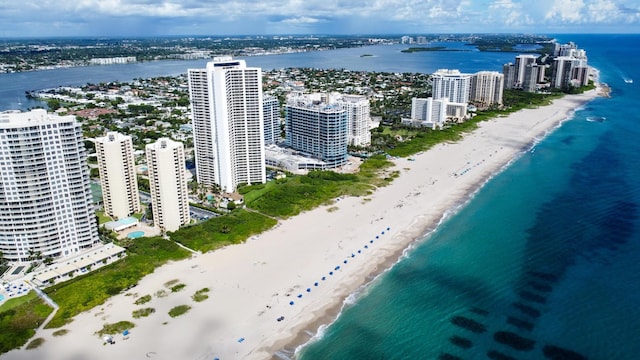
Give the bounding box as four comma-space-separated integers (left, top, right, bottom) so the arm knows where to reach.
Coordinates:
2, 0, 639, 38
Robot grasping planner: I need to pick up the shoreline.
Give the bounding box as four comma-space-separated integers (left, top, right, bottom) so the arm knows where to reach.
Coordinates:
277, 102, 584, 358
1, 88, 603, 360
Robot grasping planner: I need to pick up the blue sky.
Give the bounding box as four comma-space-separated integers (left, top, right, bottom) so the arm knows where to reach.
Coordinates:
1, 0, 640, 37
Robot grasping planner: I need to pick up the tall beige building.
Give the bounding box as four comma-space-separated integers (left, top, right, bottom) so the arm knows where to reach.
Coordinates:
145, 138, 190, 232
470, 71, 504, 106
95, 132, 140, 219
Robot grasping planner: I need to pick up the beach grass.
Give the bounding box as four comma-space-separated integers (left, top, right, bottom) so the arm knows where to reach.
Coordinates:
191, 288, 210, 302
155, 289, 168, 298
169, 209, 278, 252
0, 291, 53, 354
132, 308, 155, 318
170, 284, 186, 292
52, 329, 69, 337
96, 320, 135, 337
241, 168, 385, 218
134, 294, 152, 305
168, 305, 191, 318
164, 279, 180, 288
44, 237, 191, 328
25, 337, 45, 350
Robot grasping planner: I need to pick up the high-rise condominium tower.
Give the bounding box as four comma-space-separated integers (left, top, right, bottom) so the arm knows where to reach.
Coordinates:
146, 138, 190, 232
470, 71, 504, 106
285, 93, 348, 168
188, 56, 266, 193
431, 69, 471, 104
335, 94, 371, 147
263, 95, 280, 145
95, 132, 140, 219
0, 110, 98, 261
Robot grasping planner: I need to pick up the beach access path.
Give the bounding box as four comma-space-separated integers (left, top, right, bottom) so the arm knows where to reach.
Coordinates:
1, 88, 601, 360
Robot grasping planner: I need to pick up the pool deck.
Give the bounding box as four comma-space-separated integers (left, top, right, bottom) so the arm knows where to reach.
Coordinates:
119, 223, 161, 239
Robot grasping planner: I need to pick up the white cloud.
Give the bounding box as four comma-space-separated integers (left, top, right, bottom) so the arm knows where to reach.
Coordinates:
545, 0, 586, 22
3, 0, 640, 36
587, 0, 619, 22
280, 16, 322, 25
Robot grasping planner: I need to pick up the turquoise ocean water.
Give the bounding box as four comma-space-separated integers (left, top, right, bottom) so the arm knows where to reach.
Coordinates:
297, 35, 640, 360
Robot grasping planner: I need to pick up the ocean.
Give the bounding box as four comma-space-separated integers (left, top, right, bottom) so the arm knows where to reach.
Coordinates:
296, 34, 640, 360
1, 34, 637, 360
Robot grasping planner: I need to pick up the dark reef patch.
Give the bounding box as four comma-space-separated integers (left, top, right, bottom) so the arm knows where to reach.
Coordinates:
487, 350, 517, 360
450, 316, 487, 333
494, 331, 536, 351
512, 302, 541, 318
438, 353, 463, 360
543, 345, 588, 360
449, 335, 473, 349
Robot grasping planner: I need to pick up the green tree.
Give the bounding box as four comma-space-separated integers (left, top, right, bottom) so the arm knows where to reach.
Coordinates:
47, 99, 61, 111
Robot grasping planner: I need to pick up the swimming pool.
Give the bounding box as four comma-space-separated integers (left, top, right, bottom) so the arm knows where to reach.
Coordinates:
0, 294, 4, 302
127, 231, 145, 239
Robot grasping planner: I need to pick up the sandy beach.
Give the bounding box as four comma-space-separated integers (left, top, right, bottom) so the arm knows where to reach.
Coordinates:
2, 88, 601, 360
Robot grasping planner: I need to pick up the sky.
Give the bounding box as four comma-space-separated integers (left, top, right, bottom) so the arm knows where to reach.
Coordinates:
1, 0, 640, 37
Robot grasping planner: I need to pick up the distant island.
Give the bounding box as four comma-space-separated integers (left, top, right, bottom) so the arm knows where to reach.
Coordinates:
401, 47, 470, 53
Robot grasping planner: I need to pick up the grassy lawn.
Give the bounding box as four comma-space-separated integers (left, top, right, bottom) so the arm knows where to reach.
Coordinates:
96, 210, 112, 225
0, 291, 53, 354
169, 209, 278, 252
44, 237, 191, 328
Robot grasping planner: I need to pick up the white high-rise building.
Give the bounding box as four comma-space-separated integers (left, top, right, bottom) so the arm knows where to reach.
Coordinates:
470, 71, 504, 106
263, 95, 280, 145
95, 132, 140, 220
410, 97, 448, 129
334, 94, 371, 147
188, 56, 266, 193
431, 69, 471, 104
146, 138, 190, 232
0, 110, 98, 261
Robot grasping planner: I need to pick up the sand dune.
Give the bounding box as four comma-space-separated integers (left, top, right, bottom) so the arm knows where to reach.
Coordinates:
2, 88, 601, 360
